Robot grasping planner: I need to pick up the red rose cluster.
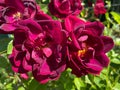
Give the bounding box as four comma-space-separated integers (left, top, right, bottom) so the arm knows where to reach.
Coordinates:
0, 0, 114, 84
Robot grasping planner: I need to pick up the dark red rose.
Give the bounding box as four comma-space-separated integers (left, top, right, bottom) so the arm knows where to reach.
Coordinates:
63, 15, 114, 76
94, 0, 107, 16
0, 0, 45, 33
48, 0, 82, 18
9, 29, 33, 73
9, 11, 53, 74
9, 18, 67, 84
30, 20, 66, 84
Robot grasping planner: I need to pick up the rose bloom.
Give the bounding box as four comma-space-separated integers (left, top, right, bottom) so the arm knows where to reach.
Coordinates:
9, 18, 67, 84
63, 15, 114, 76
94, 0, 107, 16
0, 0, 46, 33
48, 0, 82, 18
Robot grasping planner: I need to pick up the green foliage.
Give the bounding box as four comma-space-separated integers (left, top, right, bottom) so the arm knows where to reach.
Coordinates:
110, 12, 120, 24
7, 40, 13, 54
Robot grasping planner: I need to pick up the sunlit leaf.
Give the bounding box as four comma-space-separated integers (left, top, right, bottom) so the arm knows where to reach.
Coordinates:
113, 83, 120, 90
111, 12, 120, 24
7, 40, 13, 54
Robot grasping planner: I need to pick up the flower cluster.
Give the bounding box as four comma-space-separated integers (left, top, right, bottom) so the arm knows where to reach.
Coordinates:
0, 0, 114, 84
94, 0, 107, 16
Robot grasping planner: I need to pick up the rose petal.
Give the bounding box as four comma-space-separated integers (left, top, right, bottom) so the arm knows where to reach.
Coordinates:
32, 49, 43, 64
86, 59, 103, 74
95, 52, 110, 67
0, 24, 16, 33
22, 58, 32, 71
101, 36, 114, 53
78, 35, 88, 42
5, 0, 24, 12
64, 15, 85, 32
20, 73, 29, 80
43, 47, 52, 57
85, 21, 104, 36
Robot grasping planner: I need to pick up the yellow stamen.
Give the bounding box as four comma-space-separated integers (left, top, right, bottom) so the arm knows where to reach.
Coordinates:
68, 37, 72, 41
78, 49, 86, 57
13, 12, 22, 19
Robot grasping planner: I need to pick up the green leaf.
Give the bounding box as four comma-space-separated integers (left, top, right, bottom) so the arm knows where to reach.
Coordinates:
74, 78, 85, 90
115, 38, 120, 46
28, 79, 46, 90
7, 40, 13, 54
41, 0, 50, 4
0, 38, 11, 52
74, 78, 80, 90
111, 58, 120, 64
0, 56, 8, 68
85, 75, 92, 84
105, 12, 114, 24
110, 12, 120, 24
18, 87, 25, 90
5, 83, 13, 90
113, 83, 120, 90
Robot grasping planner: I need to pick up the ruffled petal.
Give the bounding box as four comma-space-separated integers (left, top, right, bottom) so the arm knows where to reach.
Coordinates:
86, 59, 103, 75
95, 52, 110, 67
5, 0, 24, 12
85, 21, 104, 36
101, 36, 114, 53
64, 15, 85, 32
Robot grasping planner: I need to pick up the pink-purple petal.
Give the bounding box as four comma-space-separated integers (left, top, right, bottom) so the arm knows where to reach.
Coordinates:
43, 47, 52, 57
95, 52, 110, 67
5, 0, 24, 12
101, 36, 114, 53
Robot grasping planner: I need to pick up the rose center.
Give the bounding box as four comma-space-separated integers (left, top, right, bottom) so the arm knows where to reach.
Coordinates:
13, 12, 22, 20
78, 49, 86, 57
78, 43, 88, 57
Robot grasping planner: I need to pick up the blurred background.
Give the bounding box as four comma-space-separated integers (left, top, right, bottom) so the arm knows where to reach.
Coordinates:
0, 0, 120, 90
